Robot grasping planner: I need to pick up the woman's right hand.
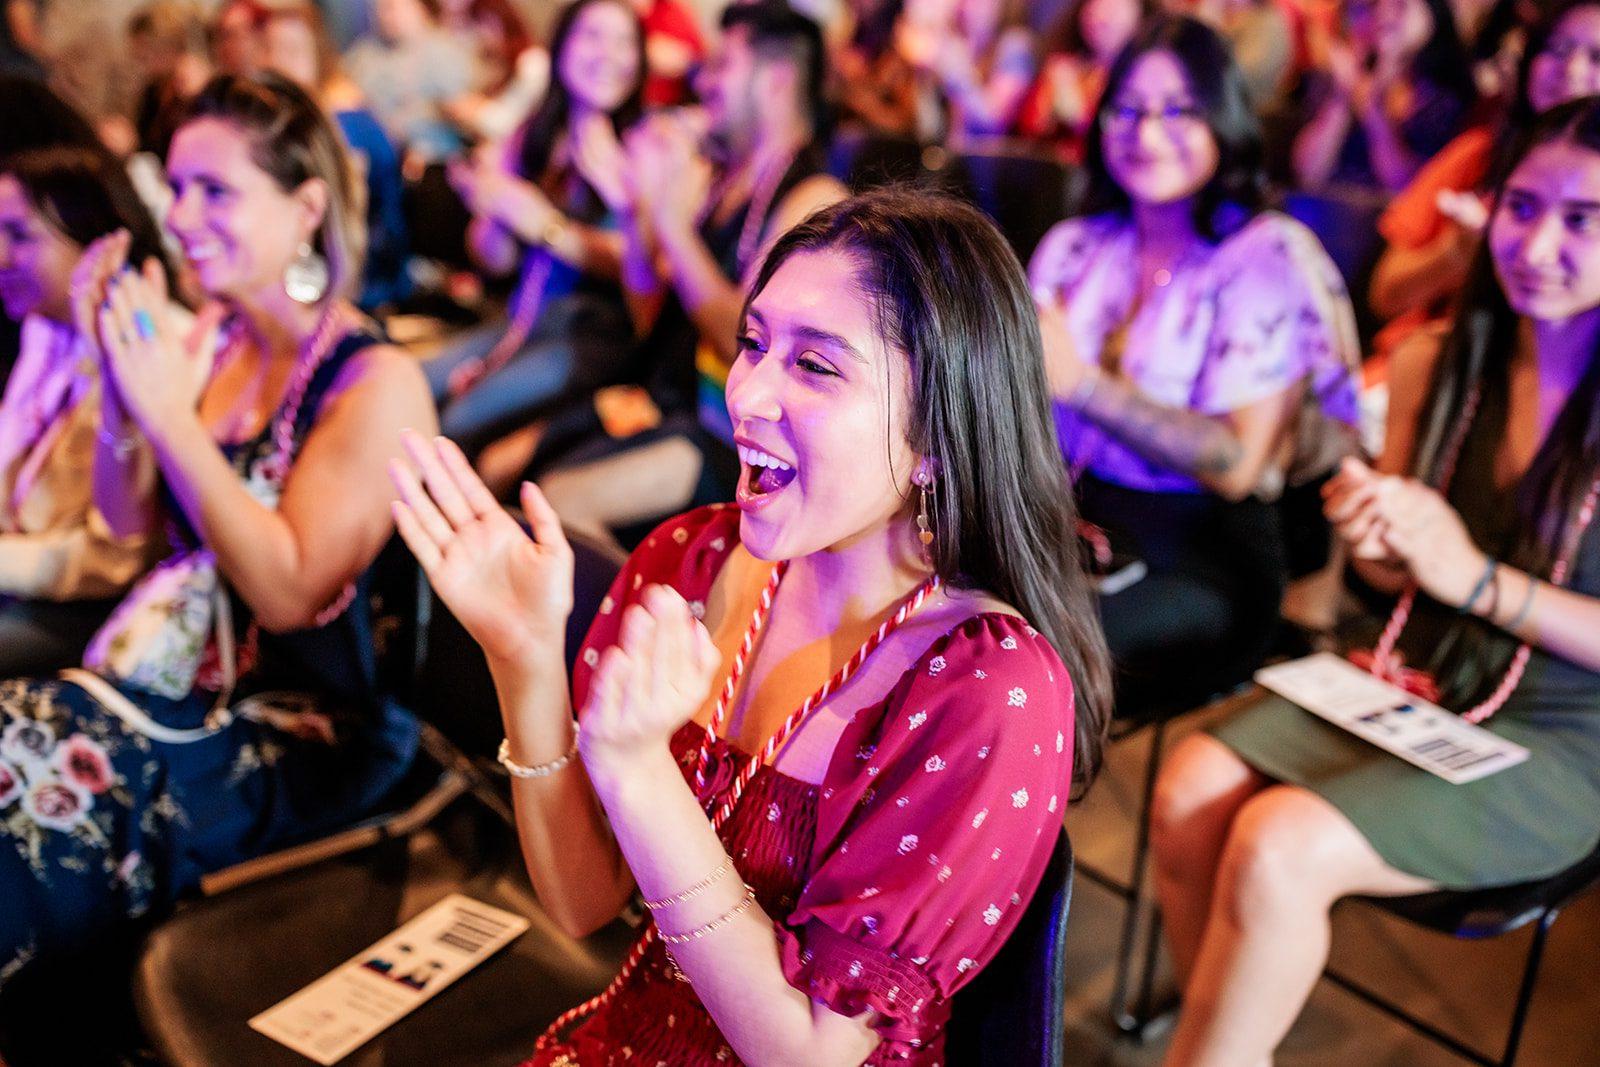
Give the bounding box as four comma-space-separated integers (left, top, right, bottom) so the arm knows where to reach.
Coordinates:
390, 430, 575, 669
70, 229, 130, 355
573, 112, 633, 215
1323, 456, 1401, 563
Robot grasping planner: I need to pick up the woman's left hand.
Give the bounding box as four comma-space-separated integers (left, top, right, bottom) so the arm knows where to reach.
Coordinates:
97, 259, 224, 435
579, 584, 721, 777
1373, 477, 1489, 608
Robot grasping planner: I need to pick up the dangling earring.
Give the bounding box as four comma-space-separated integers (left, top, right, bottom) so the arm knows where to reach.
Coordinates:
283, 240, 329, 305
916, 478, 935, 558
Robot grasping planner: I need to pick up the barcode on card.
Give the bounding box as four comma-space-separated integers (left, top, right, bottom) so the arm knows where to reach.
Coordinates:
1405, 736, 1508, 773
434, 906, 517, 954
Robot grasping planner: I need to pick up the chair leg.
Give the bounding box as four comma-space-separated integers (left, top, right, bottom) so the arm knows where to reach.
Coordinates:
1500, 906, 1557, 1067
1110, 719, 1167, 1034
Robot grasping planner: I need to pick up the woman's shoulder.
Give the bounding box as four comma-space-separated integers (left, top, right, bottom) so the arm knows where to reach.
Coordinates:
1213, 211, 1345, 291
1029, 213, 1128, 287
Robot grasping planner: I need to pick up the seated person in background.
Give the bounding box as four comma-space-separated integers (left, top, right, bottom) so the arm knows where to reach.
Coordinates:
391, 187, 1112, 1066
530, 1, 847, 550
1151, 95, 1600, 1067
261, 0, 413, 313
0, 146, 167, 676
344, 0, 476, 168
1191, 0, 1294, 111
1029, 16, 1362, 719
834, 0, 922, 140
425, 0, 644, 459
634, 0, 707, 107
922, 0, 1040, 146
210, 0, 266, 76
126, 0, 213, 158
438, 0, 553, 144
1020, 0, 1151, 161
1292, 0, 1474, 194
1368, 0, 1600, 357
0, 73, 435, 996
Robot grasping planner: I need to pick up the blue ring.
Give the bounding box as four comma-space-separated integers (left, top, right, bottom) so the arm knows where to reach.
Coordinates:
132, 309, 157, 342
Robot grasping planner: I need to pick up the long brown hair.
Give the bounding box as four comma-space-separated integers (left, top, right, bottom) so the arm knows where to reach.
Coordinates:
745, 188, 1112, 791
1412, 97, 1600, 702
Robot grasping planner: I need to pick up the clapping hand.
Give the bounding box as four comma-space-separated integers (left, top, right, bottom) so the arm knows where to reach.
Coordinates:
95, 253, 224, 434
1324, 457, 1489, 607
579, 584, 721, 775
573, 112, 633, 215
389, 430, 575, 668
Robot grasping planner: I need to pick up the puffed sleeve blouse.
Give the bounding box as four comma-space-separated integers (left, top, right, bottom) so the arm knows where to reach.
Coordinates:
1028, 210, 1362, 496
555, 505, 1076, 1064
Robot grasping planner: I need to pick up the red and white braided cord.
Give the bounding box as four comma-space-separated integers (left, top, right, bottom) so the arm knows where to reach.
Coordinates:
536, 569, 941, 1051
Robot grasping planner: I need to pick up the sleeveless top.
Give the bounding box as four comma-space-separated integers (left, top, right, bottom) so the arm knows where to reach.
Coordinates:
165, 328, 390, 716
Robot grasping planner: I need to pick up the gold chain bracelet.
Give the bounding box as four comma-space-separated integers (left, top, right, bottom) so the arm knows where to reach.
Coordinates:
642, 856, 733, 912
657, 886, 757, 945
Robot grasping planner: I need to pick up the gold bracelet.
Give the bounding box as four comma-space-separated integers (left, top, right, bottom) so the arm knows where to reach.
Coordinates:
496, 725, 580, 779
657, 886, 757, 944
642, 856, 733, 912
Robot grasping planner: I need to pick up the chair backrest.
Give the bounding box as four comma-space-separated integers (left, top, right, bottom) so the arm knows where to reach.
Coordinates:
410, 522, 626, 760
956, 151, 1081, 264
945, 830, 1075, 1067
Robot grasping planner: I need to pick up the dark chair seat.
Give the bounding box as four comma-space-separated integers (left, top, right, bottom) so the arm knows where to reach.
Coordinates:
1360, 840, 1600, 938
135, 783, 637, 1067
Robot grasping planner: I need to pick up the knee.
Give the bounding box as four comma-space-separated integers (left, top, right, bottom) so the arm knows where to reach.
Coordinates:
1215, 789, 1341, 925
1149, 735, 1252, 878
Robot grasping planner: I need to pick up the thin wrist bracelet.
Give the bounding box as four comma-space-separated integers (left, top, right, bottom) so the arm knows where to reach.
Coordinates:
657, 886, 757, 945
1459, 558, 1497, 615
643, 856, 733, 912
497, 725, 580, 779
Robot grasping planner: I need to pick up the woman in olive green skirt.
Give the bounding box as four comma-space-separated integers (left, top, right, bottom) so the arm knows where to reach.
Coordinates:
1148, 97, 1600, 1067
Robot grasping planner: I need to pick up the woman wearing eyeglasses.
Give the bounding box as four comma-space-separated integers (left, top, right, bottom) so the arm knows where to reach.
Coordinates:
1029, 15, 1362, 720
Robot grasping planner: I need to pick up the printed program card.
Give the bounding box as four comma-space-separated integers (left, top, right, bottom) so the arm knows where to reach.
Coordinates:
249, 893, 530, 1065
1255, 653, 1530, 785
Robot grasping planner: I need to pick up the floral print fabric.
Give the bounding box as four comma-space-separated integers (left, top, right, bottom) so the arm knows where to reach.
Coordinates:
1028, 210, 1362, 495
529, 505, 1076, 1064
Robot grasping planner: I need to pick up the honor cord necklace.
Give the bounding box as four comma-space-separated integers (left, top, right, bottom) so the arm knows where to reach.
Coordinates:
536, 564, 941, 1050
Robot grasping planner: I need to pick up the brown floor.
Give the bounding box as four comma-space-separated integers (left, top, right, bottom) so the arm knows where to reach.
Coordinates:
1059, 706, 1600, 1067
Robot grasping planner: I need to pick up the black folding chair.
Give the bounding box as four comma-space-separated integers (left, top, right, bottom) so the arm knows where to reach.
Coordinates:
1323, 845, 1600, 1067
947, 830, 1076, 1066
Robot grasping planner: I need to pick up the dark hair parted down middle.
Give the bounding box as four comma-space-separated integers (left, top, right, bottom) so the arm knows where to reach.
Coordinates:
744, 187, 1113, 790
1081, 14, 1265, 240
1412, 96, 1600, 706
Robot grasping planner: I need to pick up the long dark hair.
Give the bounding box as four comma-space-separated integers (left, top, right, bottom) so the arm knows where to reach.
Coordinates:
744, 188, 1112, 790
1487, 0, 1600, 187
515, 0, 644, 223
1412, 97, 1600, 703
2, 144, 173, 294
180, 72, 366, 302
1081, 15, 1265, 241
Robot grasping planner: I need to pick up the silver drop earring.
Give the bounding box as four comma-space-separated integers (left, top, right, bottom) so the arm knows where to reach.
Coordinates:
283, 240, 329, 305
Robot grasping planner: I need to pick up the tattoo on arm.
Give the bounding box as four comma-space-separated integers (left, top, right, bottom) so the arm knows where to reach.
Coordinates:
1080, 375, 1245, 479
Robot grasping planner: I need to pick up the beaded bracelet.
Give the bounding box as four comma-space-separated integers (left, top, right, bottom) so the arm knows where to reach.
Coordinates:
657, 886, 757, 945
642, 856, 733, 913
96, 423, 139, 463
497, 725, 580, 779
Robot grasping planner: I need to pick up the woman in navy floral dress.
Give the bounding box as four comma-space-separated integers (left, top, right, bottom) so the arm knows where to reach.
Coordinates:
0, 73, 435, 994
